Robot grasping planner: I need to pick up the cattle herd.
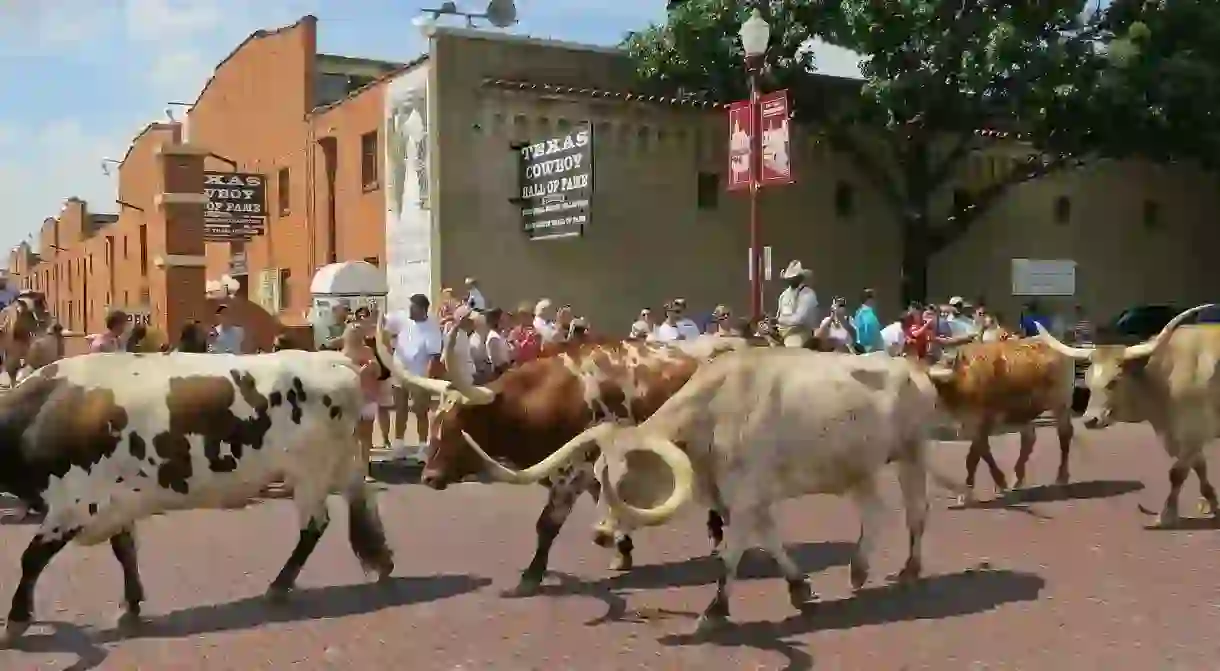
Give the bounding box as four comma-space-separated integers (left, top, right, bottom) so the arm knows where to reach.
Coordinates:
0, 301, 1216, 644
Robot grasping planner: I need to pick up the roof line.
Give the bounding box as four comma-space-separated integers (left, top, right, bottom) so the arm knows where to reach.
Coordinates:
481, 79, 1024, 139
310, 53, 430, 117
189, 15, 318, 112
481, 78, 726, 109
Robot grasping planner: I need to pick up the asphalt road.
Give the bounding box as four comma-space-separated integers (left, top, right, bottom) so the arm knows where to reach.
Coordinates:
1, 422, 1218, 671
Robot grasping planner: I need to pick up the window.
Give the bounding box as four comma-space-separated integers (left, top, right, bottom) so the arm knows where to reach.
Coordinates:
1142, 199, 1161, 230
1053, 195, 1072, 225
138, 224, 148, 275
123, 236, 129, 259
696, 172, 720, 210
278, 168, 291, 215
279, 268, 292, 310
360, 131, 379, 191
834, 181, 854, 218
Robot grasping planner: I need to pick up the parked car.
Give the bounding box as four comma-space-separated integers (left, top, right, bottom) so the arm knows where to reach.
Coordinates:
1071, 303, 1215, 412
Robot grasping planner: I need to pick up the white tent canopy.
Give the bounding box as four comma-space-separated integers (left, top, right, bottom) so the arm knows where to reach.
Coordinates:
309, 261, 387, 297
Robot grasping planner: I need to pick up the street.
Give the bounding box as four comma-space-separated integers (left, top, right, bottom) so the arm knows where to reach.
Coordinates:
1, 422, 1218, 670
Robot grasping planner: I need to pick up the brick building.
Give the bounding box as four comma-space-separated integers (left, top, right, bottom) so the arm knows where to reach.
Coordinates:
11, 14, 1220, 340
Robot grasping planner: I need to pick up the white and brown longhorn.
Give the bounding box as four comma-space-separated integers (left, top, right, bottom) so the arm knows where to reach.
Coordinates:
1036, 303, 1220, 527
0, 350, 395, 644
375, 319, 753, 594
457, 347, 965, 633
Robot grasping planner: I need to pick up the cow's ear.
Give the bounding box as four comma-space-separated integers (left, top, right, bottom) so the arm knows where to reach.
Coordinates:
850, 367, 892, 392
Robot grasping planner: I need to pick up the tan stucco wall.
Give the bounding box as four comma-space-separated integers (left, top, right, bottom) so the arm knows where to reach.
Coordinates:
428, 28, 1218, 331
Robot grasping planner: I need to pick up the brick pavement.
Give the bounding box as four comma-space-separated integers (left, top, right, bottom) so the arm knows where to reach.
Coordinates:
1, 423, 1219, 670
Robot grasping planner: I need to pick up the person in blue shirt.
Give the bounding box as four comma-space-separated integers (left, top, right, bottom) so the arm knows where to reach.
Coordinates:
1019, 300, 1052, 337
852, 288, 884, 353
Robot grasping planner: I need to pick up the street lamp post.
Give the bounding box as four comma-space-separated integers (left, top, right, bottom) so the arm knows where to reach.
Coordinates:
739, 8, 770, 322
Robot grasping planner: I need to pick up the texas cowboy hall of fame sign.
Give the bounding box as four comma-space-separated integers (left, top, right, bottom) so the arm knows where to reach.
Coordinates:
204, 171, 268, 242
516, 123, 593, 240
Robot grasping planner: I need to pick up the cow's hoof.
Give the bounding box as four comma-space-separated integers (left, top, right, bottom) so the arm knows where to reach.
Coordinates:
114, 609, 143, 634
375, 559, 395, 582
505, 576, 542, 598
892, 564, 922, 585
786, 578, 814, 609
1055, 473, 1070, 486
3, 620, 29, 646
608, 554, 633, 572
693, 612, 729, 636
1153, 513, 1180, 529
1013, 479, 1026, 491
849, 564, 869, 591
264, 585, 292, 605
1198, 499, 1218, 516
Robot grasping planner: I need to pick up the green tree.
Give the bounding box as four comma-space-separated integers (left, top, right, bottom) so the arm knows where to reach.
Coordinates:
1099, 0, 1220, 168
626, 0, 1131, 303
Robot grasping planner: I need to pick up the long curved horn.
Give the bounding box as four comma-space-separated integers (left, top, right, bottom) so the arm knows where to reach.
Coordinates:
1034, 322, 1093, 360
375, 318, 452, 397
600, 434, 694, 528
442, 325, 496, 405
1122, 303, 1216, 361
459, 422, 619, 485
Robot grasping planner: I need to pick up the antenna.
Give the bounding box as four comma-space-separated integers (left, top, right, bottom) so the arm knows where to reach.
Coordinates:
100, 158, 121, 176
485, 0, 516, 28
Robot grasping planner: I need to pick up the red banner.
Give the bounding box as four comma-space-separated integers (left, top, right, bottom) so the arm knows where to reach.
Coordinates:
759, 90, 793, 186
726, 101, 752, 191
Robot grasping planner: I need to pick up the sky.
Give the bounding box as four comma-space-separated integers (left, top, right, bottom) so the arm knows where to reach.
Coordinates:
0, 0, 864, 260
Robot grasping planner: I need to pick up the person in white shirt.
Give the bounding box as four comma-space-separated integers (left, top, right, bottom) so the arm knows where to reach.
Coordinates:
445, 306, 478, 386
815, 297, 857, 353
881, 319, 907, 356
533, 298, 559, 343
650, 301, 693, 343
669, 298, 702, 339
484, 308, 512, 377
384, 293, 443, 459
629, 308, 654, 340
775, 260, 819, 347
464, 276, 487, 311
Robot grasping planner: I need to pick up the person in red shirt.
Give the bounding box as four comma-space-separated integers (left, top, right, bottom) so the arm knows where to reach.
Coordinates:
903, 306, 938, 360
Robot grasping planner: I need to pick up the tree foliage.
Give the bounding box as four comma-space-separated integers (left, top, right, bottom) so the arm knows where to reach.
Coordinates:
623, 0, 1206, 302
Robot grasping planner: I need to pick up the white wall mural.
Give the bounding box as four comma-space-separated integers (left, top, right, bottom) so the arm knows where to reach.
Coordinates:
384, 66, 432, 314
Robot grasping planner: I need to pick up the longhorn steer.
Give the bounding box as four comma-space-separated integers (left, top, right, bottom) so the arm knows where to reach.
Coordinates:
925, 339, 1077, 504
0, 351, 395, 643
376, 325, 752, 595
1037, 304, 1220, 527
463, 348, 963, 633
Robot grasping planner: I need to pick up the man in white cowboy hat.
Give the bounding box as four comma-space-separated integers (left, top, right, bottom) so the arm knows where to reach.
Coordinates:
464, 276, 486, 311
775, 259, 819, 347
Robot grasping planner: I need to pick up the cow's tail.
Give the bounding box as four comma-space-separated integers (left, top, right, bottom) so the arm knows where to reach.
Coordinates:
341, 465, 395, 579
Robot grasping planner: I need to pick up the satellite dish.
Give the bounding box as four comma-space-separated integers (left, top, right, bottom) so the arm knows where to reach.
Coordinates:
485, 0, 516, 27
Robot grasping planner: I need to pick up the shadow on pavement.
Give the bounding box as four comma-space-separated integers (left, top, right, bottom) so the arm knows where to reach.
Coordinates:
950, 479, 1144, 517
97, 573, 490, 642
1003, 479, 1143, 504
658, 566, 1045, 671
369, 461, 422, 485
537, 541, 854, 625
4, 621, 110, 671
